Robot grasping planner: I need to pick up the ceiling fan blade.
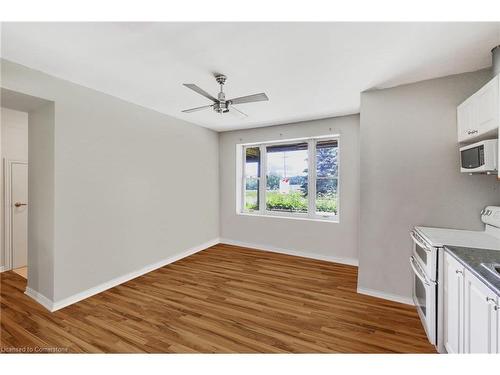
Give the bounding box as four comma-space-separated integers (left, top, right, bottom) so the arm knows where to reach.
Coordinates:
183, 84, 217, 102
181, 104, 213, 113
228, 93, 268, 105
230, 105, 248, 117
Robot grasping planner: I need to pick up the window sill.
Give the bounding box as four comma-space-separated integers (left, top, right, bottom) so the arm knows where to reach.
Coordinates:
237, 211, 339, 223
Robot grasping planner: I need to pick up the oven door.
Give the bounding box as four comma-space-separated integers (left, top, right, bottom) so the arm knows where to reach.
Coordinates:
410, 229, 438, 281
410, 255, 437, 345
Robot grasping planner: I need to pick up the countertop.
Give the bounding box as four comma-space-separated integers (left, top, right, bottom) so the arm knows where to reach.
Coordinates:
444, 245, 500, 297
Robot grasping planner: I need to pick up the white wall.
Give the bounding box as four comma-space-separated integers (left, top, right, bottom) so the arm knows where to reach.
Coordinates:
1, 107, 28, 160
358, 69, 500, 301
219, 115, 360, 264
0, 107, 29, 270
1, 59, 220, 303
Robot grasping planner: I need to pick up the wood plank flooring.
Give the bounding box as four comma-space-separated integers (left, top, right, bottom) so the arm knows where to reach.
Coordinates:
0, 244, 436, 353
12, 267, 27, 279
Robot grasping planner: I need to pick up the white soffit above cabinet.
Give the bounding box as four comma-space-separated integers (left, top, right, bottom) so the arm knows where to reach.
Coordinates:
2, 22, 500, 131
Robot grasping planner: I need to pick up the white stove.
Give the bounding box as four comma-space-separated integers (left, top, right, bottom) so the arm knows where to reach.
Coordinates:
415, 226, 500, 250
410, 206, 500, 353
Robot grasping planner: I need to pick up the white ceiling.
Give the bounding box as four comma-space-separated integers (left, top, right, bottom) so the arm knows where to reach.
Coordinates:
2, 22, 500, 131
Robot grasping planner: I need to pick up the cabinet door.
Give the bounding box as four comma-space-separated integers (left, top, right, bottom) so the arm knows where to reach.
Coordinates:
457, 75, 499, 143
457, 98, 476, 142
443, 252, 464, 353
475, 76, 499, 135
497, 299, 500, 353
464, 270, 498, 353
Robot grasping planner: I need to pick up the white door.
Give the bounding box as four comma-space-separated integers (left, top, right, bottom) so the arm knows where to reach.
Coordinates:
443, 252, 464, 354
464, 270, 498, 353
11, 162, 28, 269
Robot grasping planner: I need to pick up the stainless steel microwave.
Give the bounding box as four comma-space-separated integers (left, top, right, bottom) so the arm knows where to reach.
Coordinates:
460, 139, 498, 173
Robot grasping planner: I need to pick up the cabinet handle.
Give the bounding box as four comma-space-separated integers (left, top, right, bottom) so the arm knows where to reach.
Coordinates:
486, 297, 499, 310
455, 270, 463, 274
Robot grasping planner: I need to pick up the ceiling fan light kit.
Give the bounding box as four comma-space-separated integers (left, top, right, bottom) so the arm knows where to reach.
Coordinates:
182, 74, 268, 117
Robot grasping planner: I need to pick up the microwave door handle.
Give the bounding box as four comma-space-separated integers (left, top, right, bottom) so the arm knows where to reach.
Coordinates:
410, 231, 431, 252
410, 256, 430, 286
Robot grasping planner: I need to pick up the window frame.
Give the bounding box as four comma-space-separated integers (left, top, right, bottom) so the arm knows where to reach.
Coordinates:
239, 135, 340, 222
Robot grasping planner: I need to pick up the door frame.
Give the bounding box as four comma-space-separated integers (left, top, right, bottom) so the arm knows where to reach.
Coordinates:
3, 158, 28, 272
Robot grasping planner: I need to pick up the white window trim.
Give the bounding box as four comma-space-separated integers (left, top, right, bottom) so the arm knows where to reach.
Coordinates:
238, 135, 340, 223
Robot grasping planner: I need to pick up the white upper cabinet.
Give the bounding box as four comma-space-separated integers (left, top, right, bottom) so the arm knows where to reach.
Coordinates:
457, 97, 476, 141
463, 269, 499, 353
457, 75, 499, 143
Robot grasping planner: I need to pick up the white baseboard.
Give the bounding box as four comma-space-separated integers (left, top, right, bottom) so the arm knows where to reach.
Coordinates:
25, 238, 220, 312
357, 286, 414, 306
25, 287, 55, 311
219, 238, 358, 266
0, 265, 9, 273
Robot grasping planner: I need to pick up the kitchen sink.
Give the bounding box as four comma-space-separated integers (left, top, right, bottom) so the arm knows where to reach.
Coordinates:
481, 263, 500, 279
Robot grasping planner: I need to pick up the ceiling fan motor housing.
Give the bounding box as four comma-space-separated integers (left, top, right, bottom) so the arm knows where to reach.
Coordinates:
214, 101, 230, 113
215, 74, 228, 113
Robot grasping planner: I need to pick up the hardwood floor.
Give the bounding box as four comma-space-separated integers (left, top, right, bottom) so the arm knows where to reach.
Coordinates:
0, 244, 436, 353
12, 267, 27, 279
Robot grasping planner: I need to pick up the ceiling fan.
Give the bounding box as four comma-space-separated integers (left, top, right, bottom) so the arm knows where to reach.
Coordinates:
182, 74, 268, 117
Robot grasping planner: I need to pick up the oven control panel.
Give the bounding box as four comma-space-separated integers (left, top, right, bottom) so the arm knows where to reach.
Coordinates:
481, 206, 500, 228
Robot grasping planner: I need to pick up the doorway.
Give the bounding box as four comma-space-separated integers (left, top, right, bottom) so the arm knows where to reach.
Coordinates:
0, 88, 55, 305
1, 107, 29, 278
7, 161, 29, 277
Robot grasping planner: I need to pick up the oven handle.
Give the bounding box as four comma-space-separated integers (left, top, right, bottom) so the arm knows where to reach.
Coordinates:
410, 230, 431, 253
410, 256, 431, 286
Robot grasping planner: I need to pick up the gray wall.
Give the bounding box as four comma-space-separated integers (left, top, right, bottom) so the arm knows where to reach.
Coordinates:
358, 69, 500, 300
1, 59, 220, 302
219, 115, 360, 263
28, 102, 55, 299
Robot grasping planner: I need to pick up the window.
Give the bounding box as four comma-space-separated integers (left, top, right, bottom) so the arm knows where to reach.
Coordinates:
240, 136, 339, 221
244, 147, 260, 211
315, 140, 338, 216
266, 142, 308, 213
